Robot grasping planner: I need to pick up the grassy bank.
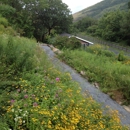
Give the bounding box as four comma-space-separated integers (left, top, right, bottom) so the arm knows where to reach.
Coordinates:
58, 45, 130, 104
0, 35, 128, 129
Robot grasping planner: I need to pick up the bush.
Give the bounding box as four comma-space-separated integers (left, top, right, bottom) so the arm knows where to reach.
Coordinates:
101, 50, 115, 57
0, 16, 16, 35
53, 36, 68, 49
87, 25, 98, 36
117, 51, 128, 62
53, 36, 81, 50
0, 16, 8, 27
67, 37, 81, 50
86, 44, 115, 58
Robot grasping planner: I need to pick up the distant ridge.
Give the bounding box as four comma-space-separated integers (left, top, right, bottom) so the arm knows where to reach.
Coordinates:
73, 0, 129, 21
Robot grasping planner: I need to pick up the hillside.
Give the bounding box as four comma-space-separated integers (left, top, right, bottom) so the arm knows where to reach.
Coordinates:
73, 0, 129, 21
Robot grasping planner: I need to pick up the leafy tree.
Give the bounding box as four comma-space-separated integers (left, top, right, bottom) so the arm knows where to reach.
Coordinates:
87, 25, 98, 36
1, 0, 71, 40
0, 0, 47, 38
35, 0, 72, 37
120, 10, 130, 45
74, 17, 97, 32
0, 0, 72, 41
0, 4, 15, 18
96, 11, 123, 41
128, 1, 130, 9
0, 0, 23, 11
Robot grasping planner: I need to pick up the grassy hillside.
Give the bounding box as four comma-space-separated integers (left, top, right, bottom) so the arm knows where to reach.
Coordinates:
73, 0, 129, 21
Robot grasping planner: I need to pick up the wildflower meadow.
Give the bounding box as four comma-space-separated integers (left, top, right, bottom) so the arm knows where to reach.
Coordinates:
0, 35, 129, 129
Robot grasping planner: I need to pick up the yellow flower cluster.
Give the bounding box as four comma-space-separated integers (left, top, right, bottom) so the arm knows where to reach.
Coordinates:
4, 72, 128, 130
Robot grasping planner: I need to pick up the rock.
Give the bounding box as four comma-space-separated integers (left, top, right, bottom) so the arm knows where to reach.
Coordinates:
80, 71, 85, 76
123, 105, 130, 113
93, 82, 99, 89
49, 45, 54, 49
55, 50, 62, 54
53, 47, 59, 52
52, 47, 62, 54
118, 102, 123, 105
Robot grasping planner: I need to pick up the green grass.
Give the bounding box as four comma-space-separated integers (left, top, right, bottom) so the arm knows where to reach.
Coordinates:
73, 0, 129, 21
0, 35, 128, 129
58, 45, 130, 104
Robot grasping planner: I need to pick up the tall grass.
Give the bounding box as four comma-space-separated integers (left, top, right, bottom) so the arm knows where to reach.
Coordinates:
58, 46, 130, 104
0, 35, 128, 129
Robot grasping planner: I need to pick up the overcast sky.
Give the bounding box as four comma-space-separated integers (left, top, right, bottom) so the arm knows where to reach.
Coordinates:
62, 0, 103, 14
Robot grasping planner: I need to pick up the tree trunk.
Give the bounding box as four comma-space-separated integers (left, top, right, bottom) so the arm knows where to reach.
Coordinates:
41, 34, 45, 42
48, 28, 51, 35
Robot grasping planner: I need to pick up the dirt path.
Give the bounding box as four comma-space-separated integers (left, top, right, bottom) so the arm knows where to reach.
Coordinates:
41, 45, 130, 127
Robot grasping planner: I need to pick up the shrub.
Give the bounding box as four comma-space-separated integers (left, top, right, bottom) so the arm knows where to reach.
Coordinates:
67, 37, 81, 50
0, 16, 16, 35
53, 36, 68, 49
117, 51, 128, 62
52, 36, 81, 50
86, 44, 115, 58
101, 50, 115, 57
0, 16, 8, 27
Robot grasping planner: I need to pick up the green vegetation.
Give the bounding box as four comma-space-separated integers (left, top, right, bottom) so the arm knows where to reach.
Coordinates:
0, 15, 16, 35
58, 44, 130, 104
0, 35, 128, 129
73, 0, 129, 21
72, 0, 130, 46
73, 3, 130, 46
0, 0, 72, 42
51, 36, 81, 50
0, 0, 130, 129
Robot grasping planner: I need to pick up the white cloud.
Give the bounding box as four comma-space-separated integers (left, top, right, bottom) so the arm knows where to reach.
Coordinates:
62, 0, 103, 13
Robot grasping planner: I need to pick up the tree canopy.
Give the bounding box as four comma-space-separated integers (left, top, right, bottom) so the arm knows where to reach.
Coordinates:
73, 0, 130, 46
0, 0, 73, 41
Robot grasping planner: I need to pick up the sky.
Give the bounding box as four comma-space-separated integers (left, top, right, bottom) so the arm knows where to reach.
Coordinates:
62, 0, 103, 14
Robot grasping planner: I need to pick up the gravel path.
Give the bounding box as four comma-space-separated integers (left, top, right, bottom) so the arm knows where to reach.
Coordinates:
41, 45, 130, 127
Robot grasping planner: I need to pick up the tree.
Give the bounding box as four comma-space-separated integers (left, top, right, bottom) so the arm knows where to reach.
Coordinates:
0, 4, 15, 18
128, 1, 130, 9
0, 0, 73, 41
36, 0, 72, 36
74, 17, 97, 32
0, 0, 48, 38
120, 10, 130, 45
96, 11, 123, 41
